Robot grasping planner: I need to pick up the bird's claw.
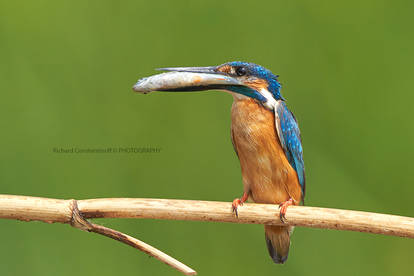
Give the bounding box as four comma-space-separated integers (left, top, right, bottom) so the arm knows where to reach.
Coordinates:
231, 192, 249, 218
278, 198, 294, 223
232, 198, 243, 218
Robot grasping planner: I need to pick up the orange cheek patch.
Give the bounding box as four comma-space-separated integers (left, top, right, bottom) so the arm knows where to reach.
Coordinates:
245, 79, 268, 91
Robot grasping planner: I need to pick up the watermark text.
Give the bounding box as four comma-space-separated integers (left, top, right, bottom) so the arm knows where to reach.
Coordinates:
52, 147, 161, 154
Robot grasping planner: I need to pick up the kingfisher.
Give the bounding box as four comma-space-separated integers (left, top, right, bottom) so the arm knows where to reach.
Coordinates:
133, 61, 305, 264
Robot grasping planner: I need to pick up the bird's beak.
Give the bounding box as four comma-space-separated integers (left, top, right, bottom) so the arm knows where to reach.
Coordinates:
133, 66, 243, 93
156, 66, 218, 74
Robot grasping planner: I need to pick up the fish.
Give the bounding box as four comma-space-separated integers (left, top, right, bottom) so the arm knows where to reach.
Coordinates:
133, 71, 243, 94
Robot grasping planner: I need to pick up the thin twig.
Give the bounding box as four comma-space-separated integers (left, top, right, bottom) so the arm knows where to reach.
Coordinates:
88, 223, 196, 275
70, 199, 196, 275
1, 195, 414, 275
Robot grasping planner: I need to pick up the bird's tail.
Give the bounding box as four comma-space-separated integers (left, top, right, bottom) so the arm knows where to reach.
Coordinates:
264, 225, 293, 264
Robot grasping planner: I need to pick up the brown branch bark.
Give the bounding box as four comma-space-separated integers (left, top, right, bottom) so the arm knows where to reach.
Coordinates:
1, 194, 414, 274
0, 195, 196, 275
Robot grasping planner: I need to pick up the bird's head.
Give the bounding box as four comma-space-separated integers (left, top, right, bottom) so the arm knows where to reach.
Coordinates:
133, 61, 283, 109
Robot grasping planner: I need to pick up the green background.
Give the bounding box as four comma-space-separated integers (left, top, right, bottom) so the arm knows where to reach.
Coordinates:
1, 0, 413, 275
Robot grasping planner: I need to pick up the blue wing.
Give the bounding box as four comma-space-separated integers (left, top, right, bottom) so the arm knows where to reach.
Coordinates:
275, 102, 306, 199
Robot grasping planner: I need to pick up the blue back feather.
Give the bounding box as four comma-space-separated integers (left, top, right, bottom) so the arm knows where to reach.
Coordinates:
275, 102, 306, 198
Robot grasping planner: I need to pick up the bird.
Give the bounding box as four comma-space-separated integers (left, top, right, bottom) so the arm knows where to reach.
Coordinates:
133, 61, 305, 264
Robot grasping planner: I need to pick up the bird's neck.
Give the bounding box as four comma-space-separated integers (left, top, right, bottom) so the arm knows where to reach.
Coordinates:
231, 88, 278, 110
231, 96, 274, 134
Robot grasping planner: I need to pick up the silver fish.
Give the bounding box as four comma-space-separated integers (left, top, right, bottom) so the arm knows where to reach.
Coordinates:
132, 71, 242, 94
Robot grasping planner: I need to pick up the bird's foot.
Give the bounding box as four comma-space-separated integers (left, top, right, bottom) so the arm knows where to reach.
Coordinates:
279, 198, 294, 223
232, 198, 243, 217
231, 192, 249, 218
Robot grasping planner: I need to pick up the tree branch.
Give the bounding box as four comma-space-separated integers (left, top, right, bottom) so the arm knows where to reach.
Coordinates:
1, 195, 414, 274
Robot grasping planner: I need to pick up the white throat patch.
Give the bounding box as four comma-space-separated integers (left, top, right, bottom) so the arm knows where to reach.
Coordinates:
260, 88, 277, 110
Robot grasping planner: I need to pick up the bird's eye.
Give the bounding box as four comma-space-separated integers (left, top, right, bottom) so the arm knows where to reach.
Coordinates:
235, 67, 247, 76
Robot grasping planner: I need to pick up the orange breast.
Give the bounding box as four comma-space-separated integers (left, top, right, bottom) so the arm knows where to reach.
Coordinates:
231, 97, 302, 204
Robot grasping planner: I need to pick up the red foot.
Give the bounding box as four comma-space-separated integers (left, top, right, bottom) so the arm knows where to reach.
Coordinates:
279, 198, 294, 223
232, 192, 249, 217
